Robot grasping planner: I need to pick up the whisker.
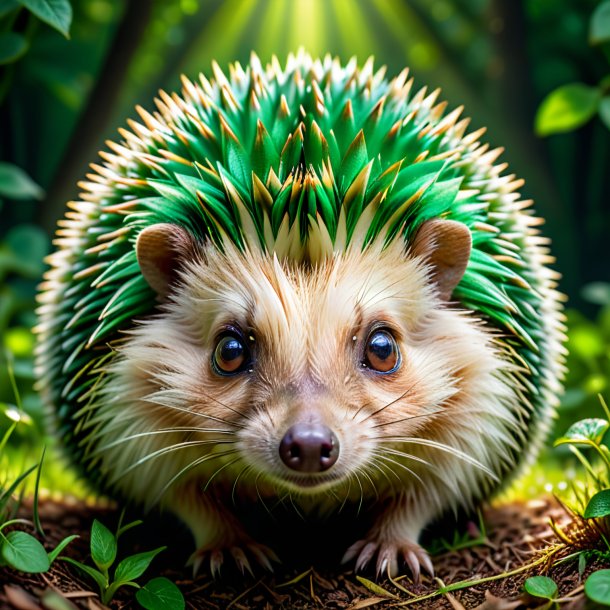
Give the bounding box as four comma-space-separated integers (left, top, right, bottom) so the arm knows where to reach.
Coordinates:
356, 380, 420, 423
146, 382, 254, 424
152, 448, 238, 506
354, 471, 364, 516
109, 440, 235, 485
369, 458, 399, 491
370, 408, 444, 429
376, 436, 498, 481
204, 456, 243, 491
192, 396, 255, 423
254, 472, 275, 519
142, 396, 246, 429
288, 492, 305, 521
325, 486, 343, 503
376, 446, 431, 468
356, 467, 379, 502
337, 474, 353, 514
89, 427, 235, 456
232, 464, 254, 506
373, 452, 425, 486
350, 397, 376, 424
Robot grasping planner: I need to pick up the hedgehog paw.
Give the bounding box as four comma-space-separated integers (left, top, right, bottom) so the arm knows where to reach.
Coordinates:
189, 540, 279, 577
342, 537, 434, 581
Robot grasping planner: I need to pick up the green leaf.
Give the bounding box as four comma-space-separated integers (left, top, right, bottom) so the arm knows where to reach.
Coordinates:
523, 575, 558, 600
33, 447, 45, 537
535, 83, 601, 136
136, 577, 185, 610
0, 32, 28, 64
116, 519, 142, 540
0, 530, 50, 573
586, 569, 610, 606
47, 534, 78, 565
0, 163, 44, 200
0, 463, 37, 515
90, 519, 117, 571
555, 418, 610, 447
355, 576, 399, 599
591, 0, 610, 45
17, 0, 72, 37
61, 556, 106, 591
599, 97, 610, 131
114, 546, 166, 584
585, 490, 610, 519
578, 552, 587, 577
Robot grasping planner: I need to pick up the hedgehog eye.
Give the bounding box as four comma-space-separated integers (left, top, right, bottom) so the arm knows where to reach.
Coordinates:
363, 330, 401, 374
212, 333, 250, 375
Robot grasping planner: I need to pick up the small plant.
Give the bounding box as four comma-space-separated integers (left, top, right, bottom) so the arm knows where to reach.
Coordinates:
0, 432, 77, 574
0, 357, 77, 574
427, 510, 488, 555
0, 422, 77, 574
61, 515, 184, 609
537, 394, 610, 606
0, 515, 76, 574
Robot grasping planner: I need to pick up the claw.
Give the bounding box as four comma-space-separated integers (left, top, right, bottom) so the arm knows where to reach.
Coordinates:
347, 537, 434, 580
188, 552, 204, 577
189, 540, 279, 577
404, 550, 420, 583
247, 543, 277, 572
231, 546, 253, 575
210, 549, 224, 577
376, 547, 398, 578
420, 551, 434, 577
355, 542, 377, 572
341, 539, 366, 564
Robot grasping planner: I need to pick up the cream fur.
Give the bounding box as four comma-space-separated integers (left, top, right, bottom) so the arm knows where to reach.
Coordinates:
79, 236, 525, 573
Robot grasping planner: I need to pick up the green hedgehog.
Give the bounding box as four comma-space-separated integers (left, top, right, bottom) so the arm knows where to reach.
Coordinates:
36, 52, 565, 578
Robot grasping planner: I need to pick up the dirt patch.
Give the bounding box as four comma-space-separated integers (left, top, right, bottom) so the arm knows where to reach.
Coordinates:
0, 497, 602, 609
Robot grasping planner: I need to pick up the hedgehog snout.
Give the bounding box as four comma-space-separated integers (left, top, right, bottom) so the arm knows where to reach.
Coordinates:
278, 423, 339, 473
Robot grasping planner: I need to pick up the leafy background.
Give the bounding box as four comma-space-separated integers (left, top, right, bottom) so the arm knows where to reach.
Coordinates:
1, 0, 610, 498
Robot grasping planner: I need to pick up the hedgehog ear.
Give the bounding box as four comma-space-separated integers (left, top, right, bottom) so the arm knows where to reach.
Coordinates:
136, 223, 198, 298
411, 219, 472, 301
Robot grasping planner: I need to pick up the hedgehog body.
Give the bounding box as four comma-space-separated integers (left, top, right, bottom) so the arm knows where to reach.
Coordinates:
36, 52, 565, 577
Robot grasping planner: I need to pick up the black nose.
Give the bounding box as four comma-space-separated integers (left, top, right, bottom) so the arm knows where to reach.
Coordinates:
279, 424, 339, 473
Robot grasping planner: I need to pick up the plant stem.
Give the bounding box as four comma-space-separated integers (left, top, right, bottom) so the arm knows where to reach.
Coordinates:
395, 545, 564, 606
0, 422, 17, 454
0, 518, 34, 532
569, 446, 601, 483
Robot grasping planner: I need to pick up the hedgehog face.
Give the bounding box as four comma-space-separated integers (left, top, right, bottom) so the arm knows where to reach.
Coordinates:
172, 238, 444, 496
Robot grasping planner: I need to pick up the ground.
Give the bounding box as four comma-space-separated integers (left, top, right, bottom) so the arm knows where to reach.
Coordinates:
0, 497, 601, 609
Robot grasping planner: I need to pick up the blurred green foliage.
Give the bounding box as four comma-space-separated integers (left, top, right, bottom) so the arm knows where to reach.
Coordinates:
557, 285, 610, 435
535, 0, 610, 136
0, 0, 609, 495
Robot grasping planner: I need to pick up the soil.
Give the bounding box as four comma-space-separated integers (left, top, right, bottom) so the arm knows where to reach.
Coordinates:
0, 496, 605, 610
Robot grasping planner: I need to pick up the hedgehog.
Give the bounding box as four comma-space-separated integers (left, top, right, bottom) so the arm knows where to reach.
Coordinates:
36, 51, 565, 579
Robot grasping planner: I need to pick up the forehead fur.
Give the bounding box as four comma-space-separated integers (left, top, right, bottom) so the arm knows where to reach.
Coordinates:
173, 238, 435, 348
